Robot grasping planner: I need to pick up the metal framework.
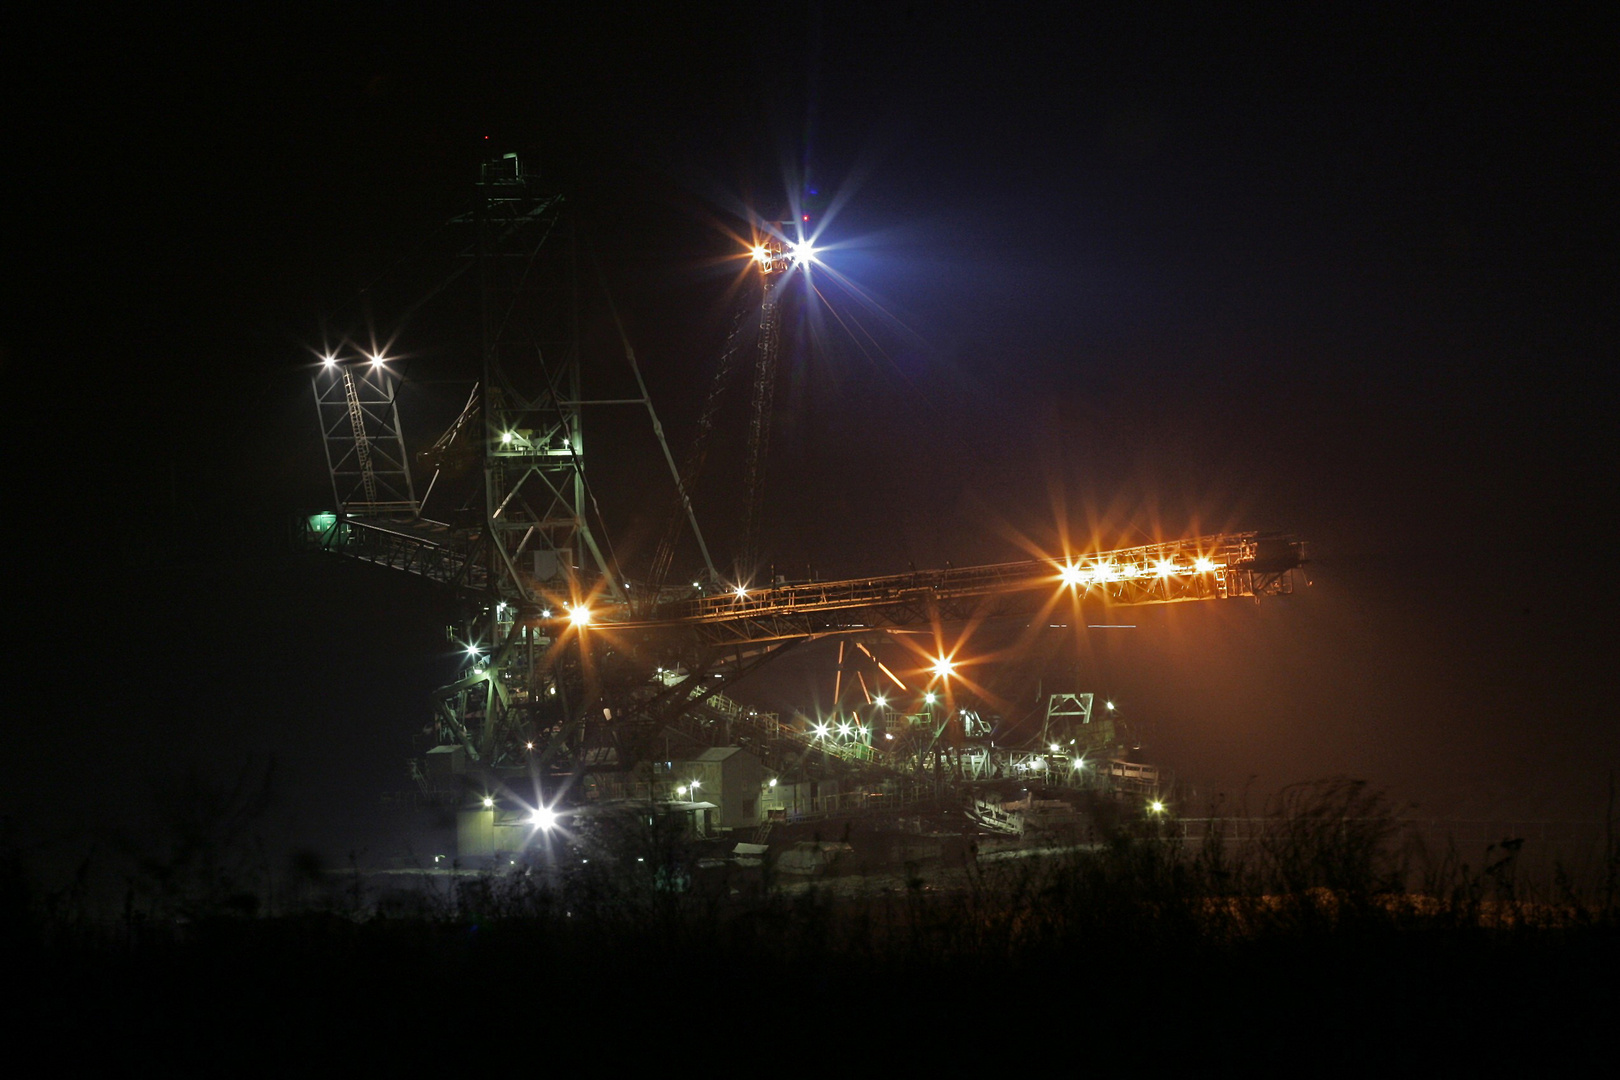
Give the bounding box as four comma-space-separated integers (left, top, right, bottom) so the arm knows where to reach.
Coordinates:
471, 153, 617, 609
302, 158, 1308, 799
307, 155, 622, 770
644, 224, 816, 592
408, 154, 629, 768
1041, 693, 1095, 749
311, 360, 418, 517
310, 516, 489, 593
523, 532, 1300, 781
741, 232, 787, 569
305, 498, 1303, 772
615, 532, 1303, 648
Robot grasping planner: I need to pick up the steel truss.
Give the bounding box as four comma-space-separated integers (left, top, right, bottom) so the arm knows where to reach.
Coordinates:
740, 251, 782, 569
311, 361, 418, 516
613, 531, 1304, 647
312, 516, 488, 592
471, 154, 616, 609
406, 155, 628, 767
305, 514, 1304, 772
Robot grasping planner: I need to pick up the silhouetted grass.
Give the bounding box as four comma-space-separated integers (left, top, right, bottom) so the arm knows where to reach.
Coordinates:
5, 779, 1617, 1067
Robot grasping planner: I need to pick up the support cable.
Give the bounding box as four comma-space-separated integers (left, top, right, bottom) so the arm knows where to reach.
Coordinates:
417, 381, 480, 517
648, 298, 753, 590
586, 243, 719, 589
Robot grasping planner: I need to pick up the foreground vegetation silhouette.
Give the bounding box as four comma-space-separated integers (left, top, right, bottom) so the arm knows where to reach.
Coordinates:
6, 778, 1616, 1066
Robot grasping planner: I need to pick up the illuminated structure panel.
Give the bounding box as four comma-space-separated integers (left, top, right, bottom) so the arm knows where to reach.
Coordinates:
311, 359, 417, 517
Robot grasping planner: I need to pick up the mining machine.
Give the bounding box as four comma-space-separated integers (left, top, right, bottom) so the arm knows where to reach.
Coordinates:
301, 154, 1307, 824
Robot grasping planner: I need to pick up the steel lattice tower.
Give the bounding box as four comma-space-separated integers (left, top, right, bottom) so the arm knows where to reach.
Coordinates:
474, 154, 617, 609
421, 154, 617, 768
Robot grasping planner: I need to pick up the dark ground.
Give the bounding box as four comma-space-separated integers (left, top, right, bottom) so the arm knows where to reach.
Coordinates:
9, 821, 1616, 1069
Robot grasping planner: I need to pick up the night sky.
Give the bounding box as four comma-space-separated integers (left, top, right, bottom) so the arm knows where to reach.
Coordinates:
8, 4, 1615, 863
